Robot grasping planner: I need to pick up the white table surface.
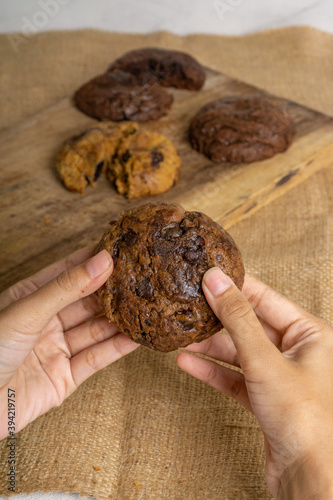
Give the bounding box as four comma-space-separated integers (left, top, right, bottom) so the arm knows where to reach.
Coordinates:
0, 0, 332, 35
0, 1, 332, 499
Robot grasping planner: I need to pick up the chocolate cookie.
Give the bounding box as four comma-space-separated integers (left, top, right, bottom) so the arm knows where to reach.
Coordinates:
55, 122, 138, 193
189, 96, 295, 163
108, 129, 181, 199
96, 203, 244, 352
108, 48, 206, 90
74, 70, 173, 122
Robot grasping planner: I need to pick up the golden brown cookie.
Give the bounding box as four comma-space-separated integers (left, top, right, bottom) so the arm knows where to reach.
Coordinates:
55, 122, 180, 198
107, 129, 181, 199
95, 202, 245, 352
55, 121, 138, 194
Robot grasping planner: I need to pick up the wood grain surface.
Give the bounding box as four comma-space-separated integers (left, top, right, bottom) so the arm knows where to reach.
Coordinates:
1, 68, 333, 291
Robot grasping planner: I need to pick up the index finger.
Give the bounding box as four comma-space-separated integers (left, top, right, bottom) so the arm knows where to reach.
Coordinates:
242, 274, 314, 334
0, 245, 95, 310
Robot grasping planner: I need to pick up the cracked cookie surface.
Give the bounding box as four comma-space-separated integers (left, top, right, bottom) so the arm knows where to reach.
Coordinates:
74, 70, 173, 122
189, 96, 295, 163
108, 48, 206, 90
55, 121, 138, 193
107, 129, 181, 199
95, 202, 244, 352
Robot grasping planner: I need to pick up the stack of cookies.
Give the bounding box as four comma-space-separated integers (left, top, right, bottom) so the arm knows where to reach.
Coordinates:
74, 48, 206, 122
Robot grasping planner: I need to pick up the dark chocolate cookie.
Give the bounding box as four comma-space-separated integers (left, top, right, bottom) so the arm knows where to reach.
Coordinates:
74, 70, 173, 122
108, 48, 206, 90
96, 203, 244, 352
189, 96, 295, 163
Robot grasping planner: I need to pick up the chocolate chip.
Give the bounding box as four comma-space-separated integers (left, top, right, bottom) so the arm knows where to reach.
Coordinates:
150, 240, 172, 257
151, 149, 164, 168
136, 279, 154, 300
183, 322, 194, 331
123, 229, 138, 246
93, 161, 104, 181
121, 151, 131, 163
148, 59, 158, 71
179, 217, 194, 232
162, 224, 182, 240
194, 235, 205, 248
112, 242, 119, 265
179, 280, 201, 298
176, 309, 193, 316
184, 250, 198, 262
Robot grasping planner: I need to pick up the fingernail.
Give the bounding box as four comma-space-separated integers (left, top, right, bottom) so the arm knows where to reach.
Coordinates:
86, 250, 112, 278
203, 267, 231, 297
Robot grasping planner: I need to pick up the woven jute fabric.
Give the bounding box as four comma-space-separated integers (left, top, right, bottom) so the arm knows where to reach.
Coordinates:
0, 27, 333, 500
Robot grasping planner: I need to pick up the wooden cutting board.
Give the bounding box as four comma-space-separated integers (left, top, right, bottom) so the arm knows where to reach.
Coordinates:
1, 68, 333, 291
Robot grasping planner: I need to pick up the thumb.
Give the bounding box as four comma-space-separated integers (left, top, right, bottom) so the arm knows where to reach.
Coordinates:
0, 250, 112, 387
202, 267, 280, 373
1, 250, 113, 335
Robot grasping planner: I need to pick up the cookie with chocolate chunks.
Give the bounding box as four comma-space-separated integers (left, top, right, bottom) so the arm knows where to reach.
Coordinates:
107, 129, 181, 199
55, 122, 138, 194
96, 202, 245, 352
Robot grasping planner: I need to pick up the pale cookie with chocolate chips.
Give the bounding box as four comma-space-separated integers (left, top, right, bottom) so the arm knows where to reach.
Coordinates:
55, 121, 138, 194
107, 129, 181, 199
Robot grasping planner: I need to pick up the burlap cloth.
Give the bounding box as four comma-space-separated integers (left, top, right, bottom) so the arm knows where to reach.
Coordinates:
0, 27, 333, 500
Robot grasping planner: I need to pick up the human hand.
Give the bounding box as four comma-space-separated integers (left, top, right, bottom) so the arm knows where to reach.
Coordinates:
0, 247, 139, 440
177, 269, 333, 499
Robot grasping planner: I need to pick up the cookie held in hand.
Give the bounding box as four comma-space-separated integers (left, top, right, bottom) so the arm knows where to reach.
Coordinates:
189, 96, 295, 163
96, 202, 245, 352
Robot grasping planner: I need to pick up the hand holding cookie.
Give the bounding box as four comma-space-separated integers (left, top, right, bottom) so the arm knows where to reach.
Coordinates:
177, 269, 333, 499
0, 247, 138, 440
